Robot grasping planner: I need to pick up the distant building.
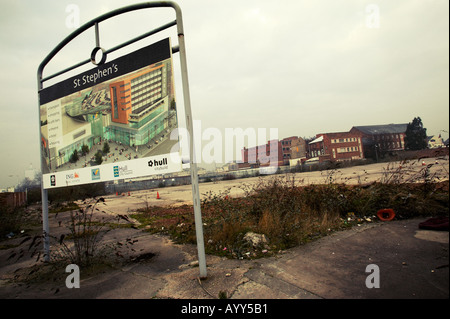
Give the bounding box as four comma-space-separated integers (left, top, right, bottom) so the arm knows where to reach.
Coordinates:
280, 136, 299, 164
427, 134, 445, 149
0, 187, 15, 193
307, 132, 363, 163
0, 192, 27, 210
350, 124, 407, 159
24, 164, 38, 181
240, 139, 281, 168
239, 123, 409, 167
308, 135, 325, 160
240, 136, 298, 168
217, 162, 239, 172
290, 137, 307, 159
289, 137, 307, 167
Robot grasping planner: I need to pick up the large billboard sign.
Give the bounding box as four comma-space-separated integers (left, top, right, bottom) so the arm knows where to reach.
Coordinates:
39, 38, 181, 188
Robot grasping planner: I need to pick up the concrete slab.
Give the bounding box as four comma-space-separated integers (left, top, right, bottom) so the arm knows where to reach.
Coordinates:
259, 219, 449, 299
1, 217, 447, 299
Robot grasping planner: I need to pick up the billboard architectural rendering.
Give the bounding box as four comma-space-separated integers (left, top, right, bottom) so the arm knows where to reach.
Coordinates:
39, 38, 181, 188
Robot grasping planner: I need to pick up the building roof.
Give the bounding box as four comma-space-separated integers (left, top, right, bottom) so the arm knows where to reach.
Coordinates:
352, 124, 408, 135
309, 136, 323, 144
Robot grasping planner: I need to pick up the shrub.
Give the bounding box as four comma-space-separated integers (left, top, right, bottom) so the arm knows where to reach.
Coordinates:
51, 197, 113, 267
200, 175, 448, 258
0, 207, 27, 239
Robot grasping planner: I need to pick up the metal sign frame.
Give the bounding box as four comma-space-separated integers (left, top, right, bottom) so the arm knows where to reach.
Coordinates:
37, 1, 207, 278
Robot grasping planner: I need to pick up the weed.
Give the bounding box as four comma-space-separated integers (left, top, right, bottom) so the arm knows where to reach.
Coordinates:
0, 207, 27, 239
50, 197, 133, 267
218, 290, 228, 299
129, 160, 449, 260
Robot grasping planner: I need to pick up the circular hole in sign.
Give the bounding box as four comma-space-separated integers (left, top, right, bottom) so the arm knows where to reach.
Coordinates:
90, 47, 107, 65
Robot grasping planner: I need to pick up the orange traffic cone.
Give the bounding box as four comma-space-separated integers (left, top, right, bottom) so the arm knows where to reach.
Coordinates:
157, 191, 161, 199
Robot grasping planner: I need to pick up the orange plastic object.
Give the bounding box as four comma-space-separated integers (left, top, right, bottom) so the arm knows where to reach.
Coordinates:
377, 208, 396, 221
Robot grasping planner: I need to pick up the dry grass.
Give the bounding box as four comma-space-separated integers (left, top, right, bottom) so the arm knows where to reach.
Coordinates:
130, 172, 448, 259
129, 158, 450, 259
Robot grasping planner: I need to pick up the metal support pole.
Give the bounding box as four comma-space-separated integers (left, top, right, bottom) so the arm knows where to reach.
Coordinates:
178, 35, 207, 279
173, 3, 207, 279
37, 71, 50, 262
95, 22, 100, 47
41, 188, 50, 262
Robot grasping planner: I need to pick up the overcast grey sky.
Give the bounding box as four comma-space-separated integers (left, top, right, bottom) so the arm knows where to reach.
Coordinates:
0, 0, 448, 188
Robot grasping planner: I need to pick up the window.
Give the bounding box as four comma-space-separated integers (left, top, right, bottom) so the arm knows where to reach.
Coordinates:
112, 87, 119, 119
73, 130, 86, 140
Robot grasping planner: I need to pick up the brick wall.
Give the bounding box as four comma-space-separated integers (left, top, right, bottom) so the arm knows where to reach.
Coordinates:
0, 192, 27, 210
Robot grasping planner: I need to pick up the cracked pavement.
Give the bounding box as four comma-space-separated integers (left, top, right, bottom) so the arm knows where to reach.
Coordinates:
1, 216, 448, 299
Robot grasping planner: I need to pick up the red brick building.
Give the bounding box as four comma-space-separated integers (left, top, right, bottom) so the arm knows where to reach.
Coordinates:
350, 124, 407, 159
308, 132, 364, 163
239, 123, 408, 167
240, 139, 282, 168
240, 136, 299, 168
0, 192, 27, 211
280, 136, 299, 164
290, 137, 307, 159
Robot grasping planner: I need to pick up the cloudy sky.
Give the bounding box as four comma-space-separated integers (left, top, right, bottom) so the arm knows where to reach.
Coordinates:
0, 0, 448, 188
